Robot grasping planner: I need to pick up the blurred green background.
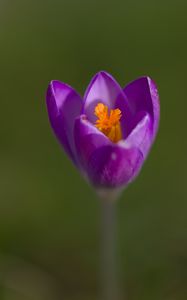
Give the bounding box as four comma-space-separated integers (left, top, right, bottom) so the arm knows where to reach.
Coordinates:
0, 0, 187, 299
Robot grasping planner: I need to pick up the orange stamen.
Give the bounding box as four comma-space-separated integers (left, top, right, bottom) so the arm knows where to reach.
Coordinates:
95, 103, 122, 143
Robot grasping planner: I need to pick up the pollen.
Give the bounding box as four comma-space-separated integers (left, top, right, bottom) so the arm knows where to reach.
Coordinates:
94, 103, 122, 143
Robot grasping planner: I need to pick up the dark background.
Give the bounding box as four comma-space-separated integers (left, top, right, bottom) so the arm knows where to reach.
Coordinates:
0, 0, 187, 299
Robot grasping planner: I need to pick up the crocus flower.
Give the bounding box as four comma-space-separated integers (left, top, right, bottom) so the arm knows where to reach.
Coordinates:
46, 71, 160, 190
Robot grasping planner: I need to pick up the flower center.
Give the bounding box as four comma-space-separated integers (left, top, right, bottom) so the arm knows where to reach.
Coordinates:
94, 103, 122, 143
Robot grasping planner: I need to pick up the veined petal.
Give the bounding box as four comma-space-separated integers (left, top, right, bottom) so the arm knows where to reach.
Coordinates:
74, 115, 111, 169
46, 80, 82, 164
83, 71, 132, 128
123, 77, 160, 138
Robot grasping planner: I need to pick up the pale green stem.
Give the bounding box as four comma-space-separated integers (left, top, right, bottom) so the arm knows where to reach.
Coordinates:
99, 191, 121, 300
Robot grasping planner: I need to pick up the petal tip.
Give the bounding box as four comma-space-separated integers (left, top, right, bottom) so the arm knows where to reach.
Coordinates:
95, 70, 112, 77
137, 76, 159, 94
86, 70, 116, 87
46, 80, 63, 103
94, 70, 118, 83
48, 79, 62, 90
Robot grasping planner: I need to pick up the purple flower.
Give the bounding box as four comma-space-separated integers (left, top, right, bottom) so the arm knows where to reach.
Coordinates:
46, 71, 160, 189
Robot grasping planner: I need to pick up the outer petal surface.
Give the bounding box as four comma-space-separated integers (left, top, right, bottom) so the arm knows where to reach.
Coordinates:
74, 115, 111, 169
46, 80, 82, 164
123, 77, 160, 138
87, 144, 143, 188
120, 112, 152, 158
83, 71, 132, 129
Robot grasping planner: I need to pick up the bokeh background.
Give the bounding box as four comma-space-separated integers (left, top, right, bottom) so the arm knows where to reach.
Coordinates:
0, 0, 187, 299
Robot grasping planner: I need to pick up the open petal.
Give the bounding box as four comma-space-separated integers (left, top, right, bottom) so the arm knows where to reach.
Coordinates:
83, 71, 131, 126
74, 115, 111, 169
123, 77, 160, 138
46, 80, 82, 164
87, 143, 143, 188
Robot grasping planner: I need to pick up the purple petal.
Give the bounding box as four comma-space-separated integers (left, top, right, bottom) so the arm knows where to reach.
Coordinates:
74, 115, 111, 169
119, 112, 152, 158
46, 80, 82, 164
74, 115, 146, 188
87, 144, 143, 188
123, 77, 160, 138
83, 71, 132, 127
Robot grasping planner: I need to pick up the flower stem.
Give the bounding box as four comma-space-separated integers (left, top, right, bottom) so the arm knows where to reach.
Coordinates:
100, 193, 120, 300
